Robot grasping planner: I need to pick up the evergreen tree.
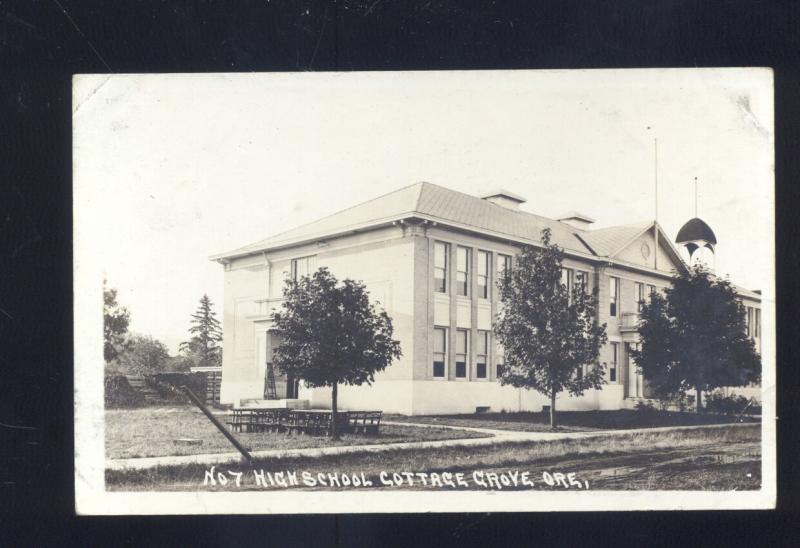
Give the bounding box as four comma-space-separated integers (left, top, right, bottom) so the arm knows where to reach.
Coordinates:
631, 265, 761, 412
103, 278, 132, 364
270, 268, 402, 439
180, 294, 223, 368
494, 228, 607, 429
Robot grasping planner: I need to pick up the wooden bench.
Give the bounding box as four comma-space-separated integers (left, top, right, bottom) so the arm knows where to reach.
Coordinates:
346, 411, 383, 435
229, 409, 253, 433
230, 409, 382, 436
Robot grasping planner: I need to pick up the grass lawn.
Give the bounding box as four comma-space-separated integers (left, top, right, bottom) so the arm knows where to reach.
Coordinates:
386, 409, 760, 433
107, 423, 760, 491
105, 406, 489, 459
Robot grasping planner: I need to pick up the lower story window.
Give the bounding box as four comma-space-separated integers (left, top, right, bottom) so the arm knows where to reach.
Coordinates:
433, 327, 447, 378
455, 329, 468, 378
496, 344, 505, 380
609, 342, 618, 382
476, 330, 488, 379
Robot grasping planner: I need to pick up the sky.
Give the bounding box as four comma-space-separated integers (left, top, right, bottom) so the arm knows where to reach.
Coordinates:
73, 69, 774, 354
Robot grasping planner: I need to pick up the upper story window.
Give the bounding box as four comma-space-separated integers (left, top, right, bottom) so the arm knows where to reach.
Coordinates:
456, 247, 471, 297
434, 242, 449, 293
561, 268, 574, 293
291, 256, 313, 281
754, 308, 760, 339
433, 327, 447, 378
635, 282, 645, 312
497, 254, 512, 286
477, 250, 490, 299
746, 306, 753, 338
647, 284, 656, 299
575, 270, 589, 293
455, 329, 469, 378
476, 330, 489, 379
609, 276, 619, 317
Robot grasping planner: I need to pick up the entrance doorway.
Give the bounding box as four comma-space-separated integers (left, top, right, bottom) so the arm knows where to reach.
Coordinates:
625, 342, 644, 399
264, 331, 300, 399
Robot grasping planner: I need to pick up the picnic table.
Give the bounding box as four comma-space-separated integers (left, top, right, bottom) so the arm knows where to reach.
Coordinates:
229, 408, 382, 437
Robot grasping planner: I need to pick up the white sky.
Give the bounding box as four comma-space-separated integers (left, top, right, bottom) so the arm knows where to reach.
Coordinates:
73, 69, 774, 354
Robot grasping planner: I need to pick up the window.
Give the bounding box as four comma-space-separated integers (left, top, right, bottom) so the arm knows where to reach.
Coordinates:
477, 251, 490, 299
575, 271, 589, 293
561, 268, 574, 293
497, 254, 512, 285
476, 331, 488, 378
635, 282, 645, 312
291, 256, 312, 281
755, 308, 760, 339
496, 344, 505, 379
609, 277, 619, 317
434, 242, 449, 293
609, 342, 618, 382
433, 327, 447, 378
455, 329, 469, 378
647, 284, 656, 300
456, 247, 471, 296
746, 306, 753, 338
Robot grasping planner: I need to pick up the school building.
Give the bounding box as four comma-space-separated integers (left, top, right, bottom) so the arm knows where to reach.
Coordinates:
210, 182, 761, 414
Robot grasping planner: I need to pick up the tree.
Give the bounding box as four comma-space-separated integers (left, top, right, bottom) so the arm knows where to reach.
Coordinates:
631, 265, 761, 412
118, 334, 170, 375
270, 267, 402, 439
180, 294, 223, 368
104, 279, 132, 364
494, 228, 607, 429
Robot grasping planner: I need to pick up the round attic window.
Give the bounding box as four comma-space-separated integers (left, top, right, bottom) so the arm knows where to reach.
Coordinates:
640, 241, 651, 260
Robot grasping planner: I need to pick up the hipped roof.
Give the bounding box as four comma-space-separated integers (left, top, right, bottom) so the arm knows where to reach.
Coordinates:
211, 182, 678, 267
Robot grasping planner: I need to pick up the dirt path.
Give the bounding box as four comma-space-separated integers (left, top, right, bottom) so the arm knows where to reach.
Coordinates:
460, 440, 761, 491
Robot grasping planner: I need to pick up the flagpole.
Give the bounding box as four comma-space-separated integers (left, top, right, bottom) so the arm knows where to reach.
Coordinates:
654, 138, 658, 270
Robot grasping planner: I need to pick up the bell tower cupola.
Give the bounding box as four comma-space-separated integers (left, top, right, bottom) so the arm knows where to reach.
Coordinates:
675, 177, 717, 272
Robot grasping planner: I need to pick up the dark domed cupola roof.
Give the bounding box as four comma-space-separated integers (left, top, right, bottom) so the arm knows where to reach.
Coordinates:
676, 217, 717, 245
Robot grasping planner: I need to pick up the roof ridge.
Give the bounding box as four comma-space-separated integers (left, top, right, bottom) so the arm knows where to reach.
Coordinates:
587, 220, 653, 232
235, 181, 426, 249
425, 181, 584, 230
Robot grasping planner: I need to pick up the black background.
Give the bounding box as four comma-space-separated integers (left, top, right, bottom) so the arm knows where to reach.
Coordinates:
1, 0, 798, 546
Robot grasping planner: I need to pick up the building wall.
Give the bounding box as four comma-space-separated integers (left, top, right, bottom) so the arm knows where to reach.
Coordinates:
406, 224, 680, 414
219, 254, 270, 405
219, 225, 418, 412
219, 219, 762, 414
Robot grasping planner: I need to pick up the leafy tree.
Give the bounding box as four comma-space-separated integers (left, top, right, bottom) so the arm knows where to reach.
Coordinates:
119, 334, 170, 375
270, 267, 402, 439
494, 228, 607, 429
180, 294, 223, 368
103, 279, 132, 364
631, 265, 761, 412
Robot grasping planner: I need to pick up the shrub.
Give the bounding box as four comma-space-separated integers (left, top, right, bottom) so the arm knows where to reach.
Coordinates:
634, 400, 658, 415
104, 375, 144, 408
143, 372, 207, 401
704, 391, 756, 415
655, 391, 693, 412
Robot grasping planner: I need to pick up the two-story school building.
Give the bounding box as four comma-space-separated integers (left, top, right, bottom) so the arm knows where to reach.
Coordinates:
210, 182, 761, 415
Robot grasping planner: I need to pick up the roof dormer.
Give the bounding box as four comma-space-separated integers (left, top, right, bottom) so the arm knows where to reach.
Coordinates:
557, 211, 596, 231
480, 189, 527, 210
